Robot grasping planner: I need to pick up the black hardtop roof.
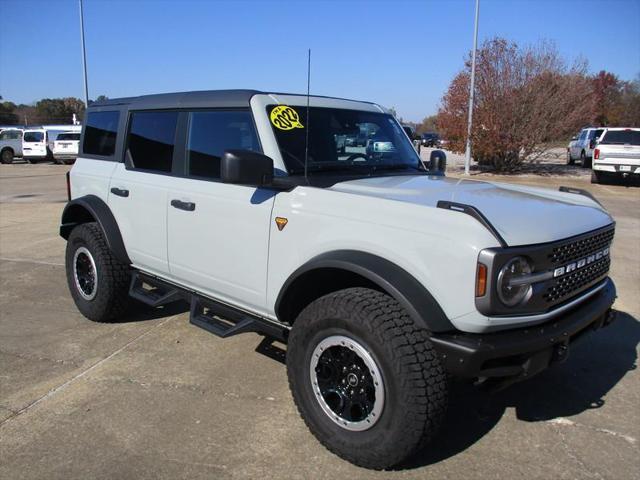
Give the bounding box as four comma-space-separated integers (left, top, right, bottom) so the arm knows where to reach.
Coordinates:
88, 89, 374, 110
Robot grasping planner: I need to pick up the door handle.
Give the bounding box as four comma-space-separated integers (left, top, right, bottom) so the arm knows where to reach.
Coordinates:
110, 187, 129, 197
171, 199, 196, 211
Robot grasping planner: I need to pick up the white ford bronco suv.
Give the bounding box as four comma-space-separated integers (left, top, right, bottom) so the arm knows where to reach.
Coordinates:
61, 90, 617, 469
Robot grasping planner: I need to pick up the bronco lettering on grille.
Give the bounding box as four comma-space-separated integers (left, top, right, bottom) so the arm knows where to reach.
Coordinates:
553, 247, 610, 278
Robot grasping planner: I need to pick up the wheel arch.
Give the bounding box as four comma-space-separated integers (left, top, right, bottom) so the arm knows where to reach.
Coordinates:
275, 250, 455, 333
60, 195, 131, 264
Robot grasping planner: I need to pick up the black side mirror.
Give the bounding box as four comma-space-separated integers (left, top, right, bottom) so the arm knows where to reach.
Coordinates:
429, 150, 447, 175
589, 139, 596, 149
221, 150, 274, 186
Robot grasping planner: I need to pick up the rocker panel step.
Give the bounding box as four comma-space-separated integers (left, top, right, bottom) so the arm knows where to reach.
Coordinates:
129, 272, 183, 307
190, 296, 288, 340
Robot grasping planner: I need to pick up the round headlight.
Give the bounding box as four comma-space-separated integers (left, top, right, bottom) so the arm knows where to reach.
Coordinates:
497, 256, 532, 307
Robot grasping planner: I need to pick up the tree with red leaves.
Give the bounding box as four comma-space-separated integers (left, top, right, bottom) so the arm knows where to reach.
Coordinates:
438, 38, 595, 171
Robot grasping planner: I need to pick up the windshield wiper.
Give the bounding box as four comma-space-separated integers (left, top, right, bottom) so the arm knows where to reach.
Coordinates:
372, 164, 425, 172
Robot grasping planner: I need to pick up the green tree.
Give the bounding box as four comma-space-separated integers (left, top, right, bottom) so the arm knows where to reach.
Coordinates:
35, 97, 85, 123
0, 97, 19, 124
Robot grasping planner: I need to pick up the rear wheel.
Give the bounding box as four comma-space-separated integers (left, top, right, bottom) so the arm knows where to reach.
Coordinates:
287, 287, 448, 469
580, 150, 591, 168
566, 150, 574, 165
591, 171, 603, 184
1, 148, 14, 164
65, 222, 131, 322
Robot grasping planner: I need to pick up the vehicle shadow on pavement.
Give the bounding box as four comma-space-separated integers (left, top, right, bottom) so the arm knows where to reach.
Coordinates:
402, 310, 639, 470
117, 300, 190, 323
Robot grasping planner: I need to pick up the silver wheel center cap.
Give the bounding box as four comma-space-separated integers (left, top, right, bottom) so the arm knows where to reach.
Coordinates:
347, 373, 359, 387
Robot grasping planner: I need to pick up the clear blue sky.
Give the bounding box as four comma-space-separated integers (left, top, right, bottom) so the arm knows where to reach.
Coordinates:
1, 0, 639, 122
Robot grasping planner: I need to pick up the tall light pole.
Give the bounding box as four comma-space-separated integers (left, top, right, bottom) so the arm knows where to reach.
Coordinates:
79, 0, 89, 107
464, 0, 480, 175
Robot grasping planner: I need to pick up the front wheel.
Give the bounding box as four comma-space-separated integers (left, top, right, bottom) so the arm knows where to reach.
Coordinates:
287, 288, 448, 469
1, 149, 14, 164
65, 222, 131, 322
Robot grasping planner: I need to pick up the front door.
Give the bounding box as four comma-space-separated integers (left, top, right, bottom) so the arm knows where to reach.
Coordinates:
167, 110, 274, 314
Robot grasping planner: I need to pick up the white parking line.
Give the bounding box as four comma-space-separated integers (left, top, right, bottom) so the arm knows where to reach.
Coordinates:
0, 316, 175, 427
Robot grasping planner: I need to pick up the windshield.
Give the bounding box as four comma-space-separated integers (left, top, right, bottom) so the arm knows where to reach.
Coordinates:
24, 131, 44, 142
267, 105, 423, 175
600, 130, 640, 146
57, 133, 80, 141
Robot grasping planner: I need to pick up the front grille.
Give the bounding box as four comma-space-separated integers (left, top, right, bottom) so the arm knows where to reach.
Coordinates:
543, 256, 610, 303
548, 227, 615, 265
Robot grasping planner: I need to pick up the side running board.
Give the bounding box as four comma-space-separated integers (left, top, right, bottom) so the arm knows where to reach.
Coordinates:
190, 296, 288, 341
129, 271, 184, 307
437, 200, 508, 247
128, 270, 290, 342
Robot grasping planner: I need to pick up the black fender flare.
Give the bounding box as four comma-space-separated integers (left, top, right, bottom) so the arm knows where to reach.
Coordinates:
59, 195, 131, 264
275, 250, 455, 333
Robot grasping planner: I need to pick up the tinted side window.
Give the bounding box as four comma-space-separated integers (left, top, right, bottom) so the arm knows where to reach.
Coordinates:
84, 111, 119, 156
0, 130, 21, 140
187, 110, 260, 179
127, 111, 179, 173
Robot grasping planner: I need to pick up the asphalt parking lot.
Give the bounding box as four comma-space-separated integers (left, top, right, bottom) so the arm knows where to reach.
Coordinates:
1, 163, 638, 479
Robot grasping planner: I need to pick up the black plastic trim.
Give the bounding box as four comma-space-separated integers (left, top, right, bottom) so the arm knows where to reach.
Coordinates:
431, 278, 616, 380
437, 200, 508, 247
59, 195, 131, 264
559, 186, 603, 207
275, 250, 455, 333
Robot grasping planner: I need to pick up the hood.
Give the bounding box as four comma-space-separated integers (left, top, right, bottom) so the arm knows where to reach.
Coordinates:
329, 175, 613, 246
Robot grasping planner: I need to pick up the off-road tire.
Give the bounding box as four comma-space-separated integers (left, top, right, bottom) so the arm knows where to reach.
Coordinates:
65, 222, 130, 322
287, 287, 448, 469
1, 148, 14, 164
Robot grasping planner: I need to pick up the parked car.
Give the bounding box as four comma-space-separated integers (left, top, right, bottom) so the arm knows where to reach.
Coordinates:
0, 128, 23, 163
567, 127, 604, 167
23, 125, 81, 163
402, 125, 415, 140
420, 132, 440, 147
61, 89, 616, 470
591, 127, 640, 184
52, 131, 81, 164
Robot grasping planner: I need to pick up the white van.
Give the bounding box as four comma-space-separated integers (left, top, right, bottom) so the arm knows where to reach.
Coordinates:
23, 125, 82, 163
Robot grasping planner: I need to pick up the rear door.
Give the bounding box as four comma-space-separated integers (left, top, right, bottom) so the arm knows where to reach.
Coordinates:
108, 110, 180, 277
166, 109, 274, 314
23, 130, 47, 158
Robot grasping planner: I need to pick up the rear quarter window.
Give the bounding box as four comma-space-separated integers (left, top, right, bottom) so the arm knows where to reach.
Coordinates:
83, 111, 120, 156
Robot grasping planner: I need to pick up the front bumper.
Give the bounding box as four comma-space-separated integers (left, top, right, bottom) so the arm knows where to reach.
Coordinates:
430, 278, 616, 383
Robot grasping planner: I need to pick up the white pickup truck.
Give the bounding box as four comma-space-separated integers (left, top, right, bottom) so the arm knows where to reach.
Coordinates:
592, 127, 640, 184
59, 90, 617, 469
